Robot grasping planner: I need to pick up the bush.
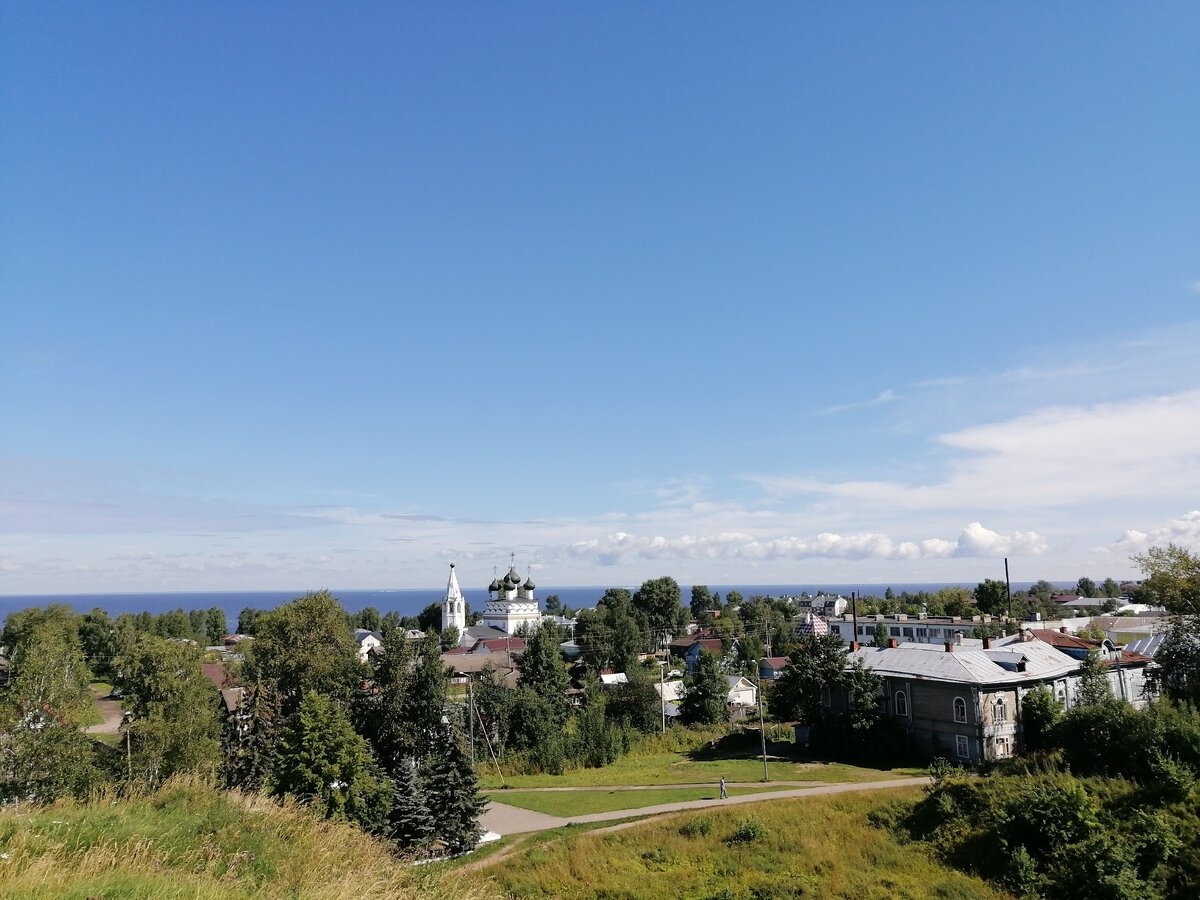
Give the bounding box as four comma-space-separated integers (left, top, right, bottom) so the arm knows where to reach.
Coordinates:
726, 816, 767, 844
679, 815, 713, 838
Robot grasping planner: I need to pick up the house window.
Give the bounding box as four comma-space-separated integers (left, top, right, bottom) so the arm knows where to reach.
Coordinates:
916, 628, 927, 639
889, 627, 901, 637
895, 690, 908, 716
820, 685, 831, 707
955, 735, 969, 759
953, 697, 967, 723
995, 737, 1010, 758
994, 698, 1007, 722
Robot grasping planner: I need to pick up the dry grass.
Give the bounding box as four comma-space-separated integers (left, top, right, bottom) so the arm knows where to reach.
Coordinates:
0, 777, 501, 900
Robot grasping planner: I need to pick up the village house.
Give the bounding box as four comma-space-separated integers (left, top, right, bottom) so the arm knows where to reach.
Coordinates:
758, 656, 790, 681
353, 628, 383, 662
668, 632, 740, 673
822, 629, 1155, 763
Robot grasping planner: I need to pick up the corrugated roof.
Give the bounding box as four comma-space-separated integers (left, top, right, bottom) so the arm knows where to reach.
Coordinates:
849, 641, 1077, 685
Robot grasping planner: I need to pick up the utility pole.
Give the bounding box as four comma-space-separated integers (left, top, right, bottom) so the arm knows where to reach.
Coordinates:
851, 590, 859, 645
756, 665, 769, 782
468, 676, 476, 769
1004, 557, 1012, 620
659, 657, 667, 734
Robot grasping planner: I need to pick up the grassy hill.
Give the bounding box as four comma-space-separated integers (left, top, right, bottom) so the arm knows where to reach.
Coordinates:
0, 778, 499, 900
485, 787, 1010, 900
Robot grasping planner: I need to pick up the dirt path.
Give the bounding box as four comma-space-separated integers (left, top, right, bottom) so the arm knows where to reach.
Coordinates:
85, 687, 124, 735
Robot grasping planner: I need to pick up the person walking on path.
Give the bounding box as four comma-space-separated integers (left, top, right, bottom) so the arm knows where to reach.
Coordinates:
719, 777, 728, 799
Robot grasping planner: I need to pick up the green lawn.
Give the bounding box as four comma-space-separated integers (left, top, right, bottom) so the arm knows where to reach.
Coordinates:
486, 788, 1010, 899
480, 749, 923, 789
486, 785, 793, 817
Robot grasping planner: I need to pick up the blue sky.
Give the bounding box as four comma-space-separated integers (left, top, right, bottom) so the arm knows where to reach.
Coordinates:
2, 3, 1199, 593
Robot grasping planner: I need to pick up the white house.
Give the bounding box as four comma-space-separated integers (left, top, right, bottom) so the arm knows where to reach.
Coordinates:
353, 628, 383, 662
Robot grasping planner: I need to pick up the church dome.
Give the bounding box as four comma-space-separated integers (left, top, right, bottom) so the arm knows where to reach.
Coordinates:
504, 566, 521, 585
523, 577, 536, 590
488, 578, 502, 592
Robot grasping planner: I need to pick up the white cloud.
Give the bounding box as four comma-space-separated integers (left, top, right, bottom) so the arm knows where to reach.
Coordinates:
1111, 510, 1200, 554
750, 390, 1200, 512
820, 389, 896, 415
566, 522, 1045, 566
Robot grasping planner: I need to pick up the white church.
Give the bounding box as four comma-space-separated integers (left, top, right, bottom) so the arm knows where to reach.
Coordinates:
441, 561, 544, 644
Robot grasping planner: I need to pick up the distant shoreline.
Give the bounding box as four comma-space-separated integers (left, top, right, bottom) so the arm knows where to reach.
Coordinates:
0, 581, 1064, 623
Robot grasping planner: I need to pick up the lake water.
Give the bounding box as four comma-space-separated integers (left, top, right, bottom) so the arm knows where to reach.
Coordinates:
0, 581, 1056, 626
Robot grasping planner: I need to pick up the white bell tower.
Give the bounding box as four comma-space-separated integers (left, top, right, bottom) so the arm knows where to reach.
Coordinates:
442, 563, 467, 633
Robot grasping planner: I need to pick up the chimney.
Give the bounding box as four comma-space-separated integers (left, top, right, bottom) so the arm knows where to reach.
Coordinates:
887, 638, 898, 649
982, 637, 992, 650
944, 641, 954, 653
1060, 626, 1068, 634
850, 641, 860, 651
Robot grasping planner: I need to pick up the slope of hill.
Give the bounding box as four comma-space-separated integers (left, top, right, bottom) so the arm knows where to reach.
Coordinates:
0, 778, 499, 900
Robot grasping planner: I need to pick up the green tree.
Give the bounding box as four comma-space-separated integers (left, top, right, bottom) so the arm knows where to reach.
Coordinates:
633, 577, 686, 649
397, 634, 448, 764
221, 678, 280, 792
244, 591, 363, 714
237, 607, 262, 635
680, 650, 728, 725
116, 634, 222, 788
1153, 615, 1200, 704
271, 691, 391, 832
973, 579, 1009, 615
356, 607, 382, 633
3, 604, 79, 651
1100, 577, 1123, 599
1020, 685, 1063, 752
422, 725, 485, 854
1133, 543, 1200, 614
769, 633, 846, 723
0, 618, 105, 803
1029, 580, 1056, 603
518, 622, 569, 715
7, 618, 94, 724
204, 607, 228, 645
387, 758, 434, 853
690, 585, 718, 620
606, 670, 662, 734
1076, 649, 1113, 707
78, 608, 117, 678
871, 622, 889, 647
416, 602, 443, 633
574, 589, 642, 673
1075, 576, 1098, 598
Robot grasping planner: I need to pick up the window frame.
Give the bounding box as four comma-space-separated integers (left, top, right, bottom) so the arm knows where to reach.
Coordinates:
895, 690, 908, 717
953, 696, 968, 724
955, 734, 969, 759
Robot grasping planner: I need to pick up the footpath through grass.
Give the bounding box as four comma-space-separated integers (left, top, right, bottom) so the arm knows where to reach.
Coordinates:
480, 747, 923, 790
486, 784, 794, 817
487, 787, 1010, 899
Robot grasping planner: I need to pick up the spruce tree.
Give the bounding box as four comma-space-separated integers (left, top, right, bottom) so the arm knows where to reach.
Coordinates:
423, 725, 486, 855
222, 678, 280, 792
680, 649, 730, 725
388, 758, 435, 853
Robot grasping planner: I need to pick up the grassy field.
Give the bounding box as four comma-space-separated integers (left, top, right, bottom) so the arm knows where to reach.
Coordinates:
486, 784, 794, 817
0, 778, 500, 900
480, 749, 923, 789
487, 787, 1011, 899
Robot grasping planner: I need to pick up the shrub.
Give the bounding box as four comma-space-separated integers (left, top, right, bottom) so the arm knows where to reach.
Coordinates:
679, 815, 713, 838
727, 816, 767, 844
